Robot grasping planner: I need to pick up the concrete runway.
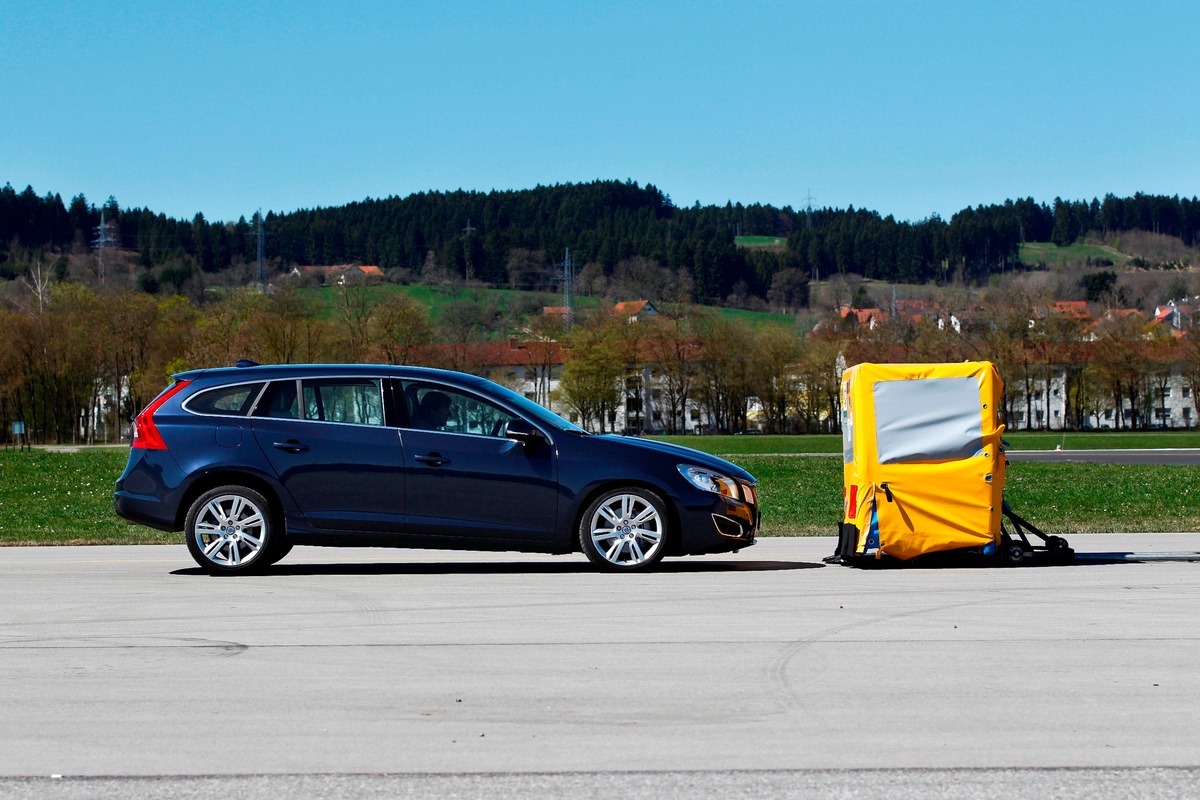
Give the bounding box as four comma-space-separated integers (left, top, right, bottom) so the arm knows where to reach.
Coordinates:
2, 535, 1200, 796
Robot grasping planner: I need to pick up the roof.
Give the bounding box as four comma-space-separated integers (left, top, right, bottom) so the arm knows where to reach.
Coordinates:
293, 264, 382, 277
839, 307, 882, 326
175, 362, 475, 384
1049, 301, 1090, 319
613, 300, 657, 316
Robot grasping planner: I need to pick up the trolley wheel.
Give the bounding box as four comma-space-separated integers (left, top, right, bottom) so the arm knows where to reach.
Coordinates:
1045, 535, 1074, 562
1046, 535, 1069, 552
1002, 542, 1028, 566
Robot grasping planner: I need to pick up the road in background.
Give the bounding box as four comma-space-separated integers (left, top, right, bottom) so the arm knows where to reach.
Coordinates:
1007, 449, 1200, 465
732, 449, 1200, 464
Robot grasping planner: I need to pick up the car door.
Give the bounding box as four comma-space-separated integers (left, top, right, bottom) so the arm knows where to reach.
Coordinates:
250, 377, 406, 532
399, 381, 559, 542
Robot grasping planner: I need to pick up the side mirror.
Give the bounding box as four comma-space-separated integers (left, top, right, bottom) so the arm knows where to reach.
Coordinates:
504, 418, 546, 447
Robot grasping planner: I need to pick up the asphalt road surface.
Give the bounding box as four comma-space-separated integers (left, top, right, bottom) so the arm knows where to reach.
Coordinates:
759, 449, 1200, 464
1007, 448, 1200, 465
3, 535, 1200, 798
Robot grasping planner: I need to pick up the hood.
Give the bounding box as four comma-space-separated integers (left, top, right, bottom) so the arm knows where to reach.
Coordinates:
588, 435, 755, 482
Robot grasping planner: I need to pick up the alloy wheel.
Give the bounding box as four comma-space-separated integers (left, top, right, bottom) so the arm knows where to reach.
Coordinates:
587, 492, 665, 567
192, 493, 267, 568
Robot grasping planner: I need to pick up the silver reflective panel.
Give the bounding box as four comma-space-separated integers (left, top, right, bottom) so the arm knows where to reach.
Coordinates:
873, 377, 983, 464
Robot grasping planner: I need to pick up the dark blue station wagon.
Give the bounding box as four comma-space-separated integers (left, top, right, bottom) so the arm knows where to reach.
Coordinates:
114, 363, 760, 573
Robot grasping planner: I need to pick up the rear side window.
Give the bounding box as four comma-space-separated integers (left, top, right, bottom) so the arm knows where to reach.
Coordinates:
253, 378, 385, 425
254, 380, 301, 419
186, 383, 265, 416
304, 379, 385, 425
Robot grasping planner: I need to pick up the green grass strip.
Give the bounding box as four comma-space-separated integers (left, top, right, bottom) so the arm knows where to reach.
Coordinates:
0, 450, 174, 545
733, 455, 1200, 536
2, 447, 1197, 545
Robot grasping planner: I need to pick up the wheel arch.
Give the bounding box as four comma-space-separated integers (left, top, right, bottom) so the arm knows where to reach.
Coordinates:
175, 470, 289, 534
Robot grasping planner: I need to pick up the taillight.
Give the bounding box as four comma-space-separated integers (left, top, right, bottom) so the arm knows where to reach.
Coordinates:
131, 380, 191, 450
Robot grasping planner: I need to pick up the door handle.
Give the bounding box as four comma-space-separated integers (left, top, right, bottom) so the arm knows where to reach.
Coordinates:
414, 453, 450, 466
273, 440, 309, 454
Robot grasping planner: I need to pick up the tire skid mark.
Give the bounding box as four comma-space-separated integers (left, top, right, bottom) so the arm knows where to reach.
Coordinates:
767, 599, 989, 718
0, 635, 249, 655
284, 583, 393, 628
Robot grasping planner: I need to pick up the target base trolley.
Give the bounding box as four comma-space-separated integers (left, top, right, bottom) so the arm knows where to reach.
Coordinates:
831, 361, 1072, 567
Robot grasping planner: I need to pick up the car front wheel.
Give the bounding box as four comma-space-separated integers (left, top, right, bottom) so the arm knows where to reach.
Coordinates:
579, 488, 670, 571
184, 486, 280, 574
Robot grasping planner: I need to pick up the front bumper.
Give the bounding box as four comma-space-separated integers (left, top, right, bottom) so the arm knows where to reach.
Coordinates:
676, 492, 759, 555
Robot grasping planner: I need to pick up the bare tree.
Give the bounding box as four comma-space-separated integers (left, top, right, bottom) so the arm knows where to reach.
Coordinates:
795, 332, 845, 433
642, 311, 699, 435
1092, 312, 1149, 429
262, 286, 330, 364
693, 315, 755, 433
18, 261, 53, 315
746, 326, 801, 433
370, 294, 433, 365
333, 272, 376, 361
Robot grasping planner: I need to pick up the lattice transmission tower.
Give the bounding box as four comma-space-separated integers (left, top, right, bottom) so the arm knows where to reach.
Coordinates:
802, 189, 818, 281
554, 248, 576, 330
92, 210, 119, 287
253, 210, 267, 288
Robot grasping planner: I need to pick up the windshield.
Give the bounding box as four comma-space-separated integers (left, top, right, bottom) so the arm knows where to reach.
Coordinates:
474, 379, 587, 434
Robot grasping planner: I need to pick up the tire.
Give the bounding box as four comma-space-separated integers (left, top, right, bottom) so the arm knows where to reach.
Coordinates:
579, 487, 670, 571
1045, 535, 1074, 563
184, 486, 281, 574
262, 538, 294, 566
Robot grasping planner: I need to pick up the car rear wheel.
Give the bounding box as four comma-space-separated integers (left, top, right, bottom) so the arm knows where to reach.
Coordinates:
184, 486, 282, 574
579, 488, 669, 571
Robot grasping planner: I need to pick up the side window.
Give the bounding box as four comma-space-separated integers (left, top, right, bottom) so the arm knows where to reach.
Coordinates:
302, 379, 384, 425
253, 380, 301, 419
402, 382, 517, 437
187, 383, 265, 416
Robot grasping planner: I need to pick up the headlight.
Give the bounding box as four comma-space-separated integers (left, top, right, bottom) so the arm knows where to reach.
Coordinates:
678, 465, 740, 499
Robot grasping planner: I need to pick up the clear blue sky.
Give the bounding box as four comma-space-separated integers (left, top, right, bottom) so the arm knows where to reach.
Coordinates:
2, 0, 1197, 225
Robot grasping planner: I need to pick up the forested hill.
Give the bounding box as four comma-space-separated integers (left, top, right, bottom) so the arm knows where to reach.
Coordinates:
2, 180, 1198, 304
